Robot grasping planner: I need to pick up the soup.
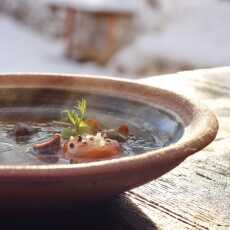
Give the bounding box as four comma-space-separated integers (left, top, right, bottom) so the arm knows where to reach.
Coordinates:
0, 89, 184, 165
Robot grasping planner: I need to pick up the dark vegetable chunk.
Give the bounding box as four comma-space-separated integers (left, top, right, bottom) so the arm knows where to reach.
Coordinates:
12, 122, 35, 137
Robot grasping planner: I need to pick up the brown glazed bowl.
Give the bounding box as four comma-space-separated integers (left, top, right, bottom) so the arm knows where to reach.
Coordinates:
0, 74, 218, 209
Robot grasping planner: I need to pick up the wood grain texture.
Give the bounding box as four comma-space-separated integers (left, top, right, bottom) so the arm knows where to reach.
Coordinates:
131, 67, 230, 229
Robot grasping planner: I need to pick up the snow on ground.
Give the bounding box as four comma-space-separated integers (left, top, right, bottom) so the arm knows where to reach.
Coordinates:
110, 0, 230, 74
1, 0, 230, 77
0, 15, 116, 76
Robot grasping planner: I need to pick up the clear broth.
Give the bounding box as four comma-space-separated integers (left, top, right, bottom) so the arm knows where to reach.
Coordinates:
0, 89, 184, 165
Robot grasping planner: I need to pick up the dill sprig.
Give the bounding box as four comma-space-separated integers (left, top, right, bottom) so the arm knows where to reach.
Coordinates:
61, 98, 89, 139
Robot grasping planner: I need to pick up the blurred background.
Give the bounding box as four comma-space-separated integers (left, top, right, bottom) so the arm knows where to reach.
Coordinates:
0, 0, 230, 78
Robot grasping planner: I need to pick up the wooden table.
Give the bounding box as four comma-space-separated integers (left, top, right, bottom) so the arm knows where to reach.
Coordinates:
2, 67, 230, 229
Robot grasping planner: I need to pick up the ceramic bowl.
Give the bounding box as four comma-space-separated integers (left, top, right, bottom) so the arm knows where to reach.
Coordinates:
0, 74, 218, 208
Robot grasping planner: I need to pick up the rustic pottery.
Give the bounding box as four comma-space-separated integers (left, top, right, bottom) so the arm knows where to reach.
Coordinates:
0, 74, 218, 208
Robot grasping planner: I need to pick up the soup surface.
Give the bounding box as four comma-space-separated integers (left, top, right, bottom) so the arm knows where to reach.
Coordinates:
0, 89, 184, 165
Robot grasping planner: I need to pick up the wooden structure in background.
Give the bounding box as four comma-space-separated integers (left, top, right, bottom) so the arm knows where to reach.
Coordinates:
65, 10, 135, 64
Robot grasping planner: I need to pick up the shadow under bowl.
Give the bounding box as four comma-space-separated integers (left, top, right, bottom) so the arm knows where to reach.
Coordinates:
0, 74, 218, 208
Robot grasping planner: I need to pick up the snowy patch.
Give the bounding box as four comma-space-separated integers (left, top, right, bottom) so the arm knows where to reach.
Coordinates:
1, 0, 230, 77
110, 0, 230, 75
0, 16, 115, 76
40, 0, 138, 13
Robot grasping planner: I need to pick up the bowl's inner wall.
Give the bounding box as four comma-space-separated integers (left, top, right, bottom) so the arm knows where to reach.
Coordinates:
0, 88, 184, 165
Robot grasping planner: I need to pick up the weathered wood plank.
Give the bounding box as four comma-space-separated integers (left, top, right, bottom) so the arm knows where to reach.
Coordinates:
127, 67, 230, 229
128, 138, 230, 229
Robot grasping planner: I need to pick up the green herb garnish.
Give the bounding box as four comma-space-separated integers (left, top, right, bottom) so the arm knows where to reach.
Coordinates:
61, 98, 89, 139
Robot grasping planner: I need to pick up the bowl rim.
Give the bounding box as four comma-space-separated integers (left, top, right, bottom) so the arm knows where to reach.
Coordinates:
0, 73, 218, 179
